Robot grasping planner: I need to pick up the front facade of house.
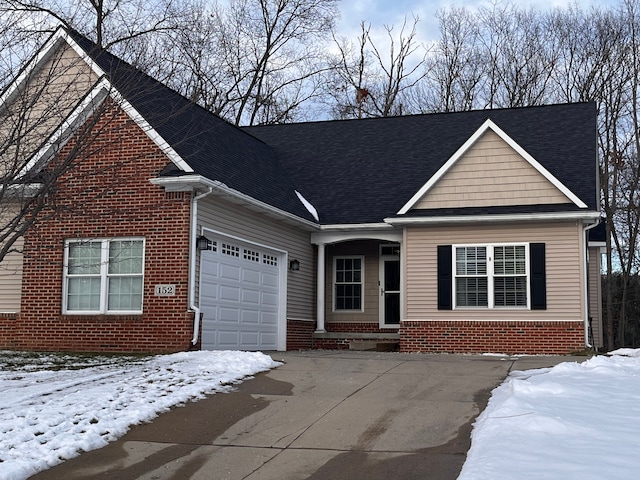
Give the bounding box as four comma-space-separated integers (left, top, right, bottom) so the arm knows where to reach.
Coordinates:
0, 28, 603, 354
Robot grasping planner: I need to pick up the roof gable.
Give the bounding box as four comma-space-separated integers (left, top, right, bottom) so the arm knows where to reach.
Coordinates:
398, 120, 587, 215
7, 27, 317, 223
245, 103, 598, 225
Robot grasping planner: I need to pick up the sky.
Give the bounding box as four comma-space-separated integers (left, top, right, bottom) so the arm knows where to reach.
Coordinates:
2, 348, 640, 480
337, 0, 619, 44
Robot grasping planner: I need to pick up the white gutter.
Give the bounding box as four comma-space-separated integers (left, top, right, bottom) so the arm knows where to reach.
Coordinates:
151, 175, 319, 230
189, 187, 213, 345
583, 217, 601, 349
384, 211, 601, 225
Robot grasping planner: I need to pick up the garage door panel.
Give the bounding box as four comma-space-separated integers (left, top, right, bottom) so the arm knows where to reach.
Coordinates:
220, 263, 241, 281
242, 268, 261, 285
261, 291, 278, 307
218, 306, 240, 323
219, 284, 241, 302
200, 237, 281, 351
218, 330, 241, 348
241, 310, 260, 324
241, 288, 261, 305
262, 271, 279, 288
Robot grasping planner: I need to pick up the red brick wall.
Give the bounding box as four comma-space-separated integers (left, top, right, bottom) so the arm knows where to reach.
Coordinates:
286, 319, 315, 350
5, 99, 195, 353
399, 320, 585, 354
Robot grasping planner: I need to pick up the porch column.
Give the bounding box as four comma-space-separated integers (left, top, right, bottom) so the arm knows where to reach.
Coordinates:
315, 242, 326, 333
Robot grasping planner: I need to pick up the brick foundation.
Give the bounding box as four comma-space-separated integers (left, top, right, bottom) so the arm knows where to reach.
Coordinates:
310, 322, 400, 350
286, 319, 315, 350
399, 320, 585, 354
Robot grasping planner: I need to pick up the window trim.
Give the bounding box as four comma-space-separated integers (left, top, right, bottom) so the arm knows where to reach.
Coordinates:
63, 237, 145, 315
452, 243, 530, 310
333, 255, 365, 312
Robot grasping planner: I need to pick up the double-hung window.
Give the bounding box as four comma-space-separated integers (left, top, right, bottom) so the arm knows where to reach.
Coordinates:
454, 244, 528, 309
64, 238, 145, 314
334, 256, 364, 311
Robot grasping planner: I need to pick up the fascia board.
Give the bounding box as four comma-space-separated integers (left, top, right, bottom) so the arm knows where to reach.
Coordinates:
60, 29, 193, 172
109, 86, 193, 173
397, 118, 589, 215
1, 27, 105, 108
18, 78, 111, 177
151, 175, 319, 229
385, 210, 601, 225
20, 78, 193, 177
319, 223, 394, 231
311, 229, 402, 245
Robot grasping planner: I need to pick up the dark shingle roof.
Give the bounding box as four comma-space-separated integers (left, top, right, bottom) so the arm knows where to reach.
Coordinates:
65, 29, 316, 222
245, 103, 598, 224
64, 29, 597, 227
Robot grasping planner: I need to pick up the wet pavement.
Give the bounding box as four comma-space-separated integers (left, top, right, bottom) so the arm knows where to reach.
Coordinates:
30, 350, 579, 480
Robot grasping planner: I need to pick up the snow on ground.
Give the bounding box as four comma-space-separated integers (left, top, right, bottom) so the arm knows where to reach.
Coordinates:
0, 350, 280, 480
458, 349, 640, 480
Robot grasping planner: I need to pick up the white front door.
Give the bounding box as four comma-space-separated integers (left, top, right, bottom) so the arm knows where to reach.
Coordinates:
379, 254, 401, 327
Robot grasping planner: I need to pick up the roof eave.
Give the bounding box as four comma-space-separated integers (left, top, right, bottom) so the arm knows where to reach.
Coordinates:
385, 210, 601, 226
150, 175, 320, 230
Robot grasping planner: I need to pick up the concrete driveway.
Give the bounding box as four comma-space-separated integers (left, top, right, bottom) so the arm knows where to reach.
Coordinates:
31, 350, 576, 480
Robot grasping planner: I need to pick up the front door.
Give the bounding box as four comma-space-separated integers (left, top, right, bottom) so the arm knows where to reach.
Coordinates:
379, 251, 401, 327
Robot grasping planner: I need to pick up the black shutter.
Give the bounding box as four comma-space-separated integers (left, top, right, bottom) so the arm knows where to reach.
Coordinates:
437, 245, 453, 310
530, 243, 546, 310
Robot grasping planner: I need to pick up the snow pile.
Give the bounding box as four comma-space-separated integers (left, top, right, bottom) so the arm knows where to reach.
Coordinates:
458, 349, 640, 480
0, 350, 280, 480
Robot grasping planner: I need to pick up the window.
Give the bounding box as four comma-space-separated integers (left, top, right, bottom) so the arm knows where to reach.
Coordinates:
334, 256, 364, 311
64, 239, 144, 314
453, 244, 528, 309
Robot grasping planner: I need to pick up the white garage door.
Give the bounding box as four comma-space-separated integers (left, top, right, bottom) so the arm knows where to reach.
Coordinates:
199, 238, 281, 351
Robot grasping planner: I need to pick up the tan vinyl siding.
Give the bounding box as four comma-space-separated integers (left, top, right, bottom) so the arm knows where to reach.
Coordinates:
324, 241, 380, 324
415, 130, 569, 210
0, 42, 98, 177
588, 246, 603, 347
0, 236, 23, 313
198, 196, 315, 321
405, 221, 585, 321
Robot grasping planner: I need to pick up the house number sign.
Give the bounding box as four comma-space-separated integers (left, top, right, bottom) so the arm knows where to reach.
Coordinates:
154, 284, 176, 296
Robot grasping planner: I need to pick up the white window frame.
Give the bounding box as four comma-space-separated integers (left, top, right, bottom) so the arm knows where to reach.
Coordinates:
452, 243, 529, 310
63, 238, 145, 314
333, 255, 365, 312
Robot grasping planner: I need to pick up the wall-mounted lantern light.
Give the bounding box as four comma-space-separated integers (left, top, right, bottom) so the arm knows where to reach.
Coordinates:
196, 235, 211, 251
289, 259, 300, 271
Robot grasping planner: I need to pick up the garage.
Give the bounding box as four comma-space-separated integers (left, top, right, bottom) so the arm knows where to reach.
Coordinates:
199, 236, 283, 351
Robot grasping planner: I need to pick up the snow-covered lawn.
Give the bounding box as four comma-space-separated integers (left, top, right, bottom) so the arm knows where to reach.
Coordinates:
458, 349, 640, 480
0, 350, 280, 480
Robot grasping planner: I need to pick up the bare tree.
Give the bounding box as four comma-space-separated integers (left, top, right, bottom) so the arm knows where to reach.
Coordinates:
326, 15, 428, 119
416, 7, 483, 113
166, 0, 337, 125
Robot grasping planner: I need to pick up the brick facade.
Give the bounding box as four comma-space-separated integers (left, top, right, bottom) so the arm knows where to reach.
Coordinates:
2, 100, 195, 353
399, 320, 585, 355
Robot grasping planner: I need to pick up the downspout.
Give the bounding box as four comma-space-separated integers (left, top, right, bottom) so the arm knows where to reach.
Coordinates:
583, 218, 600, 349
190, 187, 213, 345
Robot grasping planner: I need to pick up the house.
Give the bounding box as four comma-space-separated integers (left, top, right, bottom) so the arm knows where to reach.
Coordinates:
0, 27, 603, 354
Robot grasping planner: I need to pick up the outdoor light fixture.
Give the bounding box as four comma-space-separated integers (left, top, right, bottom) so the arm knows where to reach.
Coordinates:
196, 235, 211, 251
289, 259, 300, 271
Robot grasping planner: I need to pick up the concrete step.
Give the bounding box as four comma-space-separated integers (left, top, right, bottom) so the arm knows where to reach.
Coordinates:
349, 340, 400, 352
